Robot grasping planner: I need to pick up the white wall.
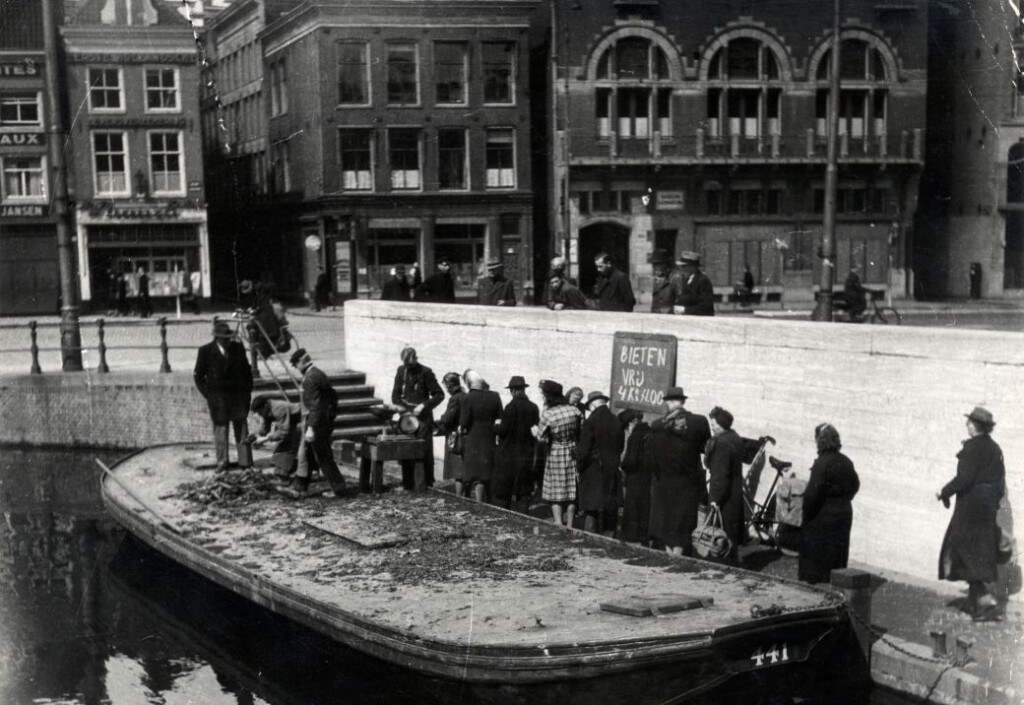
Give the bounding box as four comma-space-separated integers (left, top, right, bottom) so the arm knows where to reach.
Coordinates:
345, 300, 1024, 585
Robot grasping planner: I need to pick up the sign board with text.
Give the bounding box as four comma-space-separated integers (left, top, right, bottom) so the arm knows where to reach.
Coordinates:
609, 332, 677, 413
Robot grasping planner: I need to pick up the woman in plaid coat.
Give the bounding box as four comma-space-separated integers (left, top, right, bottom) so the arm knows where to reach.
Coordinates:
533, 380, 583, 528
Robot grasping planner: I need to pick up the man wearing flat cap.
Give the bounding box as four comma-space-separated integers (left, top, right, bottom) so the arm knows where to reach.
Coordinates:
416, 258, 457, 304
282, 348, 347, 498
193, 321, 253, 472
380, 264, 412, 301
645, 386, 711, 555
493, 376, 540, 511
650, 248, 683, 314
478, 260, 516, 306
391, 347, 445, 488
674, 251, 715, 316
577, 391, 625, 535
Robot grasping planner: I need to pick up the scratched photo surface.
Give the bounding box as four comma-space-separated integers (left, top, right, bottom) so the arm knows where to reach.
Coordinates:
0, 0, 1021, 704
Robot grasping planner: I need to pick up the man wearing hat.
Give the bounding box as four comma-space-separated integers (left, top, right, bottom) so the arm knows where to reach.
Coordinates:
416, 258, 457, 304
937, 406, 1006, 621
282, 348, 347, 498
577, 391, 625, 535
493, 376, 540, 512
645, 386, 711, 555
391, 347, 445, 488
650, 248, 683, 314
477, 260, 517, 306
380, 264, 412, 301
592, 253, 636, 312
674, 251, 715, 316
193, 321, 254, 472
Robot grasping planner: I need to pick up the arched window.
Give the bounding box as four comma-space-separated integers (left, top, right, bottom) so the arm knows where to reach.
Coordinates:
593, 36, 674, 140
815, 38, 892, 143
705, 37, 783, 140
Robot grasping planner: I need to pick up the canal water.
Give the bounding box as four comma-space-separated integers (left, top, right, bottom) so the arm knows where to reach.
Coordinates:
0, 448, 919, 705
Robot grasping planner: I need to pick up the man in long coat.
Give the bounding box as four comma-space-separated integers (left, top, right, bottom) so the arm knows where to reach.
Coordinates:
493, 376, 540, 512
592, 253, 636, 312
650, 249, 682, 314
646, 386, 711, 554
577, 391, 625, 535
705, 406, 745, 563
380, 265, 412, 301
478, 260, 516, 306
193, 321, 253, 472
674, 251, 715, 316
417, 258, 457, 303
391, 347, 445, 488
546, 273, 591, 310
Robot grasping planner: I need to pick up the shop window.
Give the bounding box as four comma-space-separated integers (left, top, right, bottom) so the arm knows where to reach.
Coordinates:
0, 94, 41, 125
485, 128, 515, 188
367, 228, 418, 293
92, 131, 129, 196
145, 68, 179, 112
434, 42, 468, 105
787, 230, 814, 272
1, 156, 45, 200
387, 43, 419, 105
388, 128, 421, 190
437, 128, 467, 190
339, 129, 373, 190
483, 42, 515, 104
337, 42, 370, 105
434, 223, 485, 293
149, 131, 183, 195
88, 68, 123, 112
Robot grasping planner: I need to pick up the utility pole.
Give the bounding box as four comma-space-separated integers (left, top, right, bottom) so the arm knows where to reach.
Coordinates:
812, 0, 842, 322
42, 0, 83, 370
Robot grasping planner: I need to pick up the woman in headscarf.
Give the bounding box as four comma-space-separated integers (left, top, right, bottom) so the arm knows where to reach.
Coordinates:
436, 371, 467, 496
459, 369, 503, 503
799, 423, 860, 584
618, 409, 651, 545
704, 406, 745, 564
532, 379, 583, 527
937, 406, 1006, 622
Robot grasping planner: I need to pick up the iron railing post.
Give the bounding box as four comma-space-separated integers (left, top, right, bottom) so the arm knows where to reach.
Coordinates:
159, 317, 171, 373
97, 318, 110, 373
29, 320, 42, 374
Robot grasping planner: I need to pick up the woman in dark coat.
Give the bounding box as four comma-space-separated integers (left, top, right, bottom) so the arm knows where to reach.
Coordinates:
618, 410, 651, 545
937, 406, 1006, 621
436, 372, 466, 495
799, 423, 860, 584
646, 387, 711, 555
459, 370, 503, 503
576, 392, 624, 535
493, 376, 540, 512
705, 406, 745, 563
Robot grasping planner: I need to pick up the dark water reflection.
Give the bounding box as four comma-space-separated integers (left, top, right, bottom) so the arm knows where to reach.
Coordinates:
0, 448, 918, 705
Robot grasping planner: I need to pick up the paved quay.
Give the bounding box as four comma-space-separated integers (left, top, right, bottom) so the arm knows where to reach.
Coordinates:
1, 300, 1021, 702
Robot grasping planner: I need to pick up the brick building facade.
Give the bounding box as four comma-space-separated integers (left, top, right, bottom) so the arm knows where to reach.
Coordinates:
551, 0, 927, 303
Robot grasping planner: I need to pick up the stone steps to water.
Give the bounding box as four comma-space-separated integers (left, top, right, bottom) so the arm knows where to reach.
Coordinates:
252, 371, 386, 442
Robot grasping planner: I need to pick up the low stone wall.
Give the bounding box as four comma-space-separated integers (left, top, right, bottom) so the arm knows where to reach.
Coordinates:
0, 372, 209, 448
345, 300, 1024, 585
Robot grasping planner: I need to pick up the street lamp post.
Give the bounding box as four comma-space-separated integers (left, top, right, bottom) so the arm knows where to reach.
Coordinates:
812, 0, 842, 322
42, 0, 83, 370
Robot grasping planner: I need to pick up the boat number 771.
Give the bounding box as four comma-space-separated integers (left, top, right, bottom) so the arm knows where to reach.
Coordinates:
750, 643, 790, 668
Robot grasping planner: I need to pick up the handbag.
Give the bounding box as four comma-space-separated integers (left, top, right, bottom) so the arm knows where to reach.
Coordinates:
692, 505, 734, 561
446, 429, 464, 456
997, 525, 1015, 565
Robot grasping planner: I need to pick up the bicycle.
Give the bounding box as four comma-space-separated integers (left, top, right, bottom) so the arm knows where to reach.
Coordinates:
832, 295, 902, 325
739, 436, 800, 554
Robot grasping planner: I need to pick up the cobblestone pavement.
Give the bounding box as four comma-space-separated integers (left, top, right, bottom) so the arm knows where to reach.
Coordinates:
0, 307, 349, 377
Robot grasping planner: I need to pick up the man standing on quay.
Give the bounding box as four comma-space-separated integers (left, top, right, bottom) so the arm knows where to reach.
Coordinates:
193, 321, 253, 472
391, 347, 445, 488
478, 260, 516, 306
283, 348, 347, 498
592, 253, 636, 312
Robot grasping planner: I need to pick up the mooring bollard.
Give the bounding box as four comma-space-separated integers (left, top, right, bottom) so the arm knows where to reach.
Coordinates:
97, 318, 110, 373
29, 320, 41, 374
929, 630, 948, 658
831, 568, 873, 666
954, 636, 973, 667
158, 317, 171, 373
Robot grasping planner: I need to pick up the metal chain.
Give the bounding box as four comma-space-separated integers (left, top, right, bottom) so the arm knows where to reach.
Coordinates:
844, 602, 954, 665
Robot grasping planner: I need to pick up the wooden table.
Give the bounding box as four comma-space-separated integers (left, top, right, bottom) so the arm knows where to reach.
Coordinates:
359, 435, 429, 494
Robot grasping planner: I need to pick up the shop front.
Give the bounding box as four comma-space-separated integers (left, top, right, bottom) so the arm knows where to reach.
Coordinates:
75, 201, 210, 309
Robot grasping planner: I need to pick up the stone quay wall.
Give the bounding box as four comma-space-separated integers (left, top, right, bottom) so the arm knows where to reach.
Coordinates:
0, 372, 209, 448
345, 300, 1024, 585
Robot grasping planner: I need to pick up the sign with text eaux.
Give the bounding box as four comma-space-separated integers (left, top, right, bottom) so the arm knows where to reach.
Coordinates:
610, 332, 677, 413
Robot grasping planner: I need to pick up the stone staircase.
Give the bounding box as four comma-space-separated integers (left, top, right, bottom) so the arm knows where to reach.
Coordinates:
251, 370, 386, 442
